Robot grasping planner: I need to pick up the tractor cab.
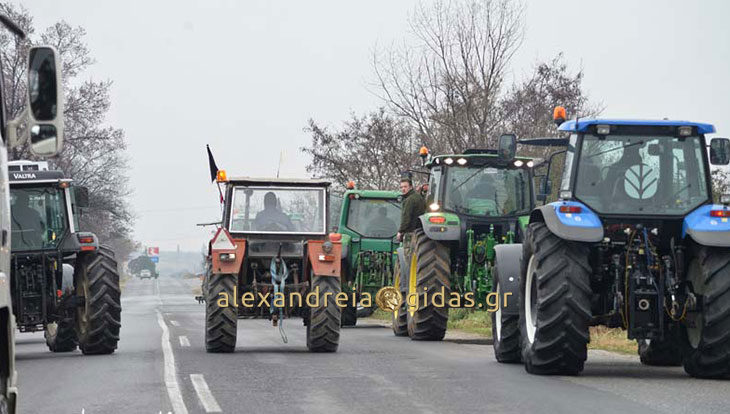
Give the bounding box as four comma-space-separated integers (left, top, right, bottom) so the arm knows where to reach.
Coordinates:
8, 161, 90, 255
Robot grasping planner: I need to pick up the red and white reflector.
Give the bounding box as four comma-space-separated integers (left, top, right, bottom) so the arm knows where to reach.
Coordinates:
211, 228, 236, 250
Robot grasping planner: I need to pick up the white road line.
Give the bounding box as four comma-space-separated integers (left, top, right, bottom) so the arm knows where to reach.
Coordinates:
190, 374, 222, 413
170, 320, 180, 326
157, 311, 189, 414
179, 336, 190, 347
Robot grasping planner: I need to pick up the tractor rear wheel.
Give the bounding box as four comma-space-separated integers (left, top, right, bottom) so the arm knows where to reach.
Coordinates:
682, 246, 730, 378
307, 275, 341, 352
391, 258, 408, 336
45, 318, 77, 352
205, 273, 237, 353
75, 245, 122, 355
407, 229, 450, 341
492, 259, 520, 363
520, 223, 591, 375
638, 337, 682, 366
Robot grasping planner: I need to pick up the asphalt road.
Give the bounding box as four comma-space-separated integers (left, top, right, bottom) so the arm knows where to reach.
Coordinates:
14, 276, 730, 414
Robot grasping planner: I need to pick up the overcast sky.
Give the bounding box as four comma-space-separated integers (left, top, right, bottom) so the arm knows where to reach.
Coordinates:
22, 0, 730, 251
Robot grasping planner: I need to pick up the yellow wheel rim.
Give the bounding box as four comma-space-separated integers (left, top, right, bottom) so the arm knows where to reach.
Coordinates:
408, 252, 418, 316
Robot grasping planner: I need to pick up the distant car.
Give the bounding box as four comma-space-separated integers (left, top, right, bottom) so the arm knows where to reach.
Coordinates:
139, 269, 152, 279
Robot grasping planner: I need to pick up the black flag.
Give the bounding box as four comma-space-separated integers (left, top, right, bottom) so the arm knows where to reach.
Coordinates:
207, 145, 219, 182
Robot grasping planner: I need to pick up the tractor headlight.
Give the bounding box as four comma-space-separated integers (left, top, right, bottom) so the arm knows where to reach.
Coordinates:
596, 124, 611, 135
456, 158, 467, 165
444, 158, 454, 165
429, 203, 440, 212
513, 160, 524, 167
678, 126, 693, 136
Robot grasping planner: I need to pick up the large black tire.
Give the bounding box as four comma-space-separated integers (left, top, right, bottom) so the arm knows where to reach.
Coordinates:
307, 275, 341, 352
205, 273, 237, 353
45, 318, 78, 352
681, 246, 730, 378
638, 337, 682, 366
407, 230, 450, 341
391, 258, 408, 336
492, 259, 521, 363
341, 291, 357, 327
520, 223, 591, 375
75, 245, 122, 355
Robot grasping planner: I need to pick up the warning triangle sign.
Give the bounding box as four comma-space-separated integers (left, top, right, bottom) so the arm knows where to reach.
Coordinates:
211, 228, 236, 250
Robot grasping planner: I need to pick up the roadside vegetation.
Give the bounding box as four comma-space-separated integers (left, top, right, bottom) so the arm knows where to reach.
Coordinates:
367, 308, 637, 355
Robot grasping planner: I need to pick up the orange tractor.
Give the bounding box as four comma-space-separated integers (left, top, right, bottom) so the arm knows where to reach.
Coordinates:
203, 173, 343, 352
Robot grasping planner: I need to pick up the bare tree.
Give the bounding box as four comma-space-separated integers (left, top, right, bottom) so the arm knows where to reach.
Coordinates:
712, 169, 729, 202
0, 3, 136, 261
302, 108, 421, 190
373, 0, 525, 153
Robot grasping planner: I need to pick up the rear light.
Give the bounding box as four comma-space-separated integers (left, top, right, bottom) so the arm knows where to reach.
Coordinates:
318, 254, 336, 262
219, 253, 235, 261
77, 235, 94, 244
710, 209, 730, 218
80, 246, 96, 252
559, 206, 582, 214
428, 216, 446, 224
328, 233, 342, 242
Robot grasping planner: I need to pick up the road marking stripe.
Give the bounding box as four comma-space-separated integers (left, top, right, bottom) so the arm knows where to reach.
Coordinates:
179, 336, 190, 347
171, 320, 180, 326
157, 311, 189, 414
190, 374, 222, 413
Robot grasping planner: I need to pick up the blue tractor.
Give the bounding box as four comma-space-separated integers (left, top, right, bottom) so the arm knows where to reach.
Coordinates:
492, 109, 730, 377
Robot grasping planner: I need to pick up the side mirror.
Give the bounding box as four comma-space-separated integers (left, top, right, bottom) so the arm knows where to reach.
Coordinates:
75, 186, 90, 208
26, 46, 64, 157
498, 134, 517, 160
710, 138, 730, 165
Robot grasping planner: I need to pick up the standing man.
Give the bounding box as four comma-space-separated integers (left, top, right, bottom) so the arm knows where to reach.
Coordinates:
396, 177, 426, 242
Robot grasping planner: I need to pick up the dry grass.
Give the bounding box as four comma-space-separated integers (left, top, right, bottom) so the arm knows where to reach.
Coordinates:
589, 326, 637, 355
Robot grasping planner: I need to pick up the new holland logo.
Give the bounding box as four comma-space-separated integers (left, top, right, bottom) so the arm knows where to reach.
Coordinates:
12, 172, 36, 180
624, 163, 658, 200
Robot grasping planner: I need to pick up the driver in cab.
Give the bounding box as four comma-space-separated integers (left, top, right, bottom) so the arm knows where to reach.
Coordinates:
253, 192, 294, 231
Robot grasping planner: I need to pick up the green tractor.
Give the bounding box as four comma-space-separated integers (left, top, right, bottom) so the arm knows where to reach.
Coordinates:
392, 137, 537, 344
337, 183, 401, 326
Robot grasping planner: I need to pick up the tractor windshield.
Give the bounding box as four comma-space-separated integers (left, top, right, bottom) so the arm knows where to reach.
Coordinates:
346, 198, 400, 238
10, 186, 68, 251
229, 186, 327, 234
442, 166, 531, 216
574, 134, 709, 215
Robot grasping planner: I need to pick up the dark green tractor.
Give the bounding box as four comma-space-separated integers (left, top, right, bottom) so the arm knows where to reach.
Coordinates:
392, 137, 537, 344
337, 185, 401, 326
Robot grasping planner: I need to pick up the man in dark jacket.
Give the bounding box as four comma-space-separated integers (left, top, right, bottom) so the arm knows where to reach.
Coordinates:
396, 177, 426, 242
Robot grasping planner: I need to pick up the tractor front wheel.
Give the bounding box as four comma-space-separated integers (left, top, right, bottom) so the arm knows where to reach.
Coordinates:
75, 245, 122, 355
205, 273, 238, 353
406, 229, 450, 341
682, 246, 730, 378
45, 318, 77, 352
307, 275, 341, 352
520, 223, 591, 375
638, 338, 682, 366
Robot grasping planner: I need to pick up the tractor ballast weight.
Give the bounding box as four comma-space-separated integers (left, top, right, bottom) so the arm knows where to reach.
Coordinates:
203, 176, 343, 353
492, 114, 730, 378
336, 188, 401, 326
391, 142, 538, 340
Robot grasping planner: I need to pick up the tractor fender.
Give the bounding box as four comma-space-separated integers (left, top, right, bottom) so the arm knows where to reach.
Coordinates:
493, 244, 522, 315
307, 240, 342, 277
682, 204, 730, 247
531, 201, 603, 243
419, 213, 460, 241
210, 228, 246, 274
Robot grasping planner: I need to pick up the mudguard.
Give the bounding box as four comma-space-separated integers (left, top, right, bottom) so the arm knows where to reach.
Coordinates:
532, 201, 603, 243
683, 204, 730, 247
493, 244, 522, 315
307, 240, 342, 277
210, 228, 246, 274
419, 212, 460, 241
